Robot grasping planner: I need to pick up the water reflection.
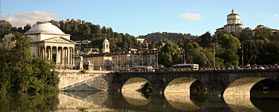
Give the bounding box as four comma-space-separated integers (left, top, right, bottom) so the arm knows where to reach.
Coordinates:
251, 98, 279, 112
0, 93, 58, 112
224, 95, 261, 112
164, 93, 200, 111
58, 91, 115, 111
122, 91, 151, 106
2, 91, 279, 111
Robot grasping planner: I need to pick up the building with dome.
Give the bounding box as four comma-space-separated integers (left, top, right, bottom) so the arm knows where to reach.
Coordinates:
216, 10, 243, 33
25, 22, 75, 69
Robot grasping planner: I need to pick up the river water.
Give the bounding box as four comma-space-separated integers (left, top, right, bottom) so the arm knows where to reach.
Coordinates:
1, 91, 279, 112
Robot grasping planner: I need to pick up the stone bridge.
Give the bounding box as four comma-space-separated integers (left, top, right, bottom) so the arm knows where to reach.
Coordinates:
58, 69, 279, 98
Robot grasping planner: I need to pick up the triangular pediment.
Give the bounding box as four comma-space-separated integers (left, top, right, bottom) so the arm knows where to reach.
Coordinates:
43, 37, 74, 43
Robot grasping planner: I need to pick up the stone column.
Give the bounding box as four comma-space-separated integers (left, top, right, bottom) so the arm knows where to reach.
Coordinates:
69, 47, 72, 65
37, 46, 40, 57
65, 47, 68, 65
60, 47, 62, 64
50, 46, 53, 60
67, 47, 70, 65
41, 46, 43, 58
62, 47, 65, 65
71, 47, 73, 65
39, 46, 42, 58
48, 46, 50, 59
56, 47, 58, 65
43, 46, 46, 58
46, 46, 48, 59
72, 48, 75, 66
70, 47, 72, 65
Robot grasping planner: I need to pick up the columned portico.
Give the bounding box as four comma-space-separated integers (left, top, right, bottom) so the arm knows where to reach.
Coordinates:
25, 22, 75, 69
37, 45, 74, 69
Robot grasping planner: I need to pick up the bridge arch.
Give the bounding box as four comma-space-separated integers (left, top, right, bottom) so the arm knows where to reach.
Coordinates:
164, 77, 207, 96
164, 77, 207, 111
164, 92, 200, 111
224, 77, 279, 112
122, 91, 151, 106
121, 77, 150, 92
224, 95, 261, 112
121, 77, 151, 106
223, 77, 267, 97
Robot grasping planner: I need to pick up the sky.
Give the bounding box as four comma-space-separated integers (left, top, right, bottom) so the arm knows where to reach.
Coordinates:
1, 0, 279, 36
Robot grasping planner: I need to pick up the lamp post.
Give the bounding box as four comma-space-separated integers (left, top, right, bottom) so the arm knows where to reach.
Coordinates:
183, 49, 186, 64
239, 44, 244, 68
157, 46, 159, 69
214, 42, 216, 70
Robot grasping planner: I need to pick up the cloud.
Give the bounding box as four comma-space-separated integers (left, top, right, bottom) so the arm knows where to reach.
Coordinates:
2, 11, 61, 27
273, 14, 279, 18
180, 13, 201, 20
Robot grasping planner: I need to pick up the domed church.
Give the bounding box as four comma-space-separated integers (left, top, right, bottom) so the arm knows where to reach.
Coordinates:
216, 9, 243, 33
25, 22, 75, 69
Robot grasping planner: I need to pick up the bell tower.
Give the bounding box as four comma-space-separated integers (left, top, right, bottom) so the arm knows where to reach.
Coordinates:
102, 38, 110, 53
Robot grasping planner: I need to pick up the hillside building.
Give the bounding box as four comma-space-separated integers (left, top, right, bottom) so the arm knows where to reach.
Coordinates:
83, 39, 158, 71
216, 9, 243, 33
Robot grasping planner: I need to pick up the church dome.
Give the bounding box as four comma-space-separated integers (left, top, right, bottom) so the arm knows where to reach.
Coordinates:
104, 38, 109, 43
25, 22, 65, 35
227, 9, 239, 17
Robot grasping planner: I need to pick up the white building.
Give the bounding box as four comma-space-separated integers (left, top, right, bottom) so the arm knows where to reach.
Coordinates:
217, 9, 243, 33
136, 38, 145, 44
83, 39, 158, 71
102, 38, 110, 53
25, 22, 75, 69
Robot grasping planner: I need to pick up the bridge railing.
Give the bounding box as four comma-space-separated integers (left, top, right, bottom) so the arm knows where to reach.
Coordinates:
116, 65, 279, 73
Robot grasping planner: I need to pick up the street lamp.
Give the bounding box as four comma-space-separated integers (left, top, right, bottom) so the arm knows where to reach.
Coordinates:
182, 49, 186, 64
156, 46, 159, 69
239, 44, 244, 68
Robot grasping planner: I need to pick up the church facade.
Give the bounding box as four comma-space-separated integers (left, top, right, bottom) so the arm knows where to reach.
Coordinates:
25, 22, 75, 69
217, 10, 243, 33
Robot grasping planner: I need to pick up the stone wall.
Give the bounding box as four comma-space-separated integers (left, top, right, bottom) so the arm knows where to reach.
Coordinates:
57, 69, 113, 91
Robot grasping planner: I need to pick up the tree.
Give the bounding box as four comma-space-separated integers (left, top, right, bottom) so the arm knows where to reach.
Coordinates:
0, 20, 12, 39
73, 23, 79, 33
159, 41, 181, 67
239, 28, 253, 42
217, 34, 241, 66
0, 33, 58, 94
242, 40, 257, 65
149, 40, 156, 49
254, 27, 272, 40
196, 32, 213, 48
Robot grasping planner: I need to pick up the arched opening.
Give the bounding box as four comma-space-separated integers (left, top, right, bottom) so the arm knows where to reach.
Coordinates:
224, 77, 266, 97
121, 77, 151, 106
190, 80, 207, 105
122, 91, 151, 106
224, 77, 279, 112
250, 79, 279, 98
250, 80, 279, 111
121, 77, 151, 92
164, 77, 207, 111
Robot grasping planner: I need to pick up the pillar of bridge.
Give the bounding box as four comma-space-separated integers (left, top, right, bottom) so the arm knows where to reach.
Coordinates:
205, 79, 226, 96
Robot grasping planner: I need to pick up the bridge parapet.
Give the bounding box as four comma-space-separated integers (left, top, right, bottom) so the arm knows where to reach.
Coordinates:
57, 69, 279, 98
114, 69, 279, 96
